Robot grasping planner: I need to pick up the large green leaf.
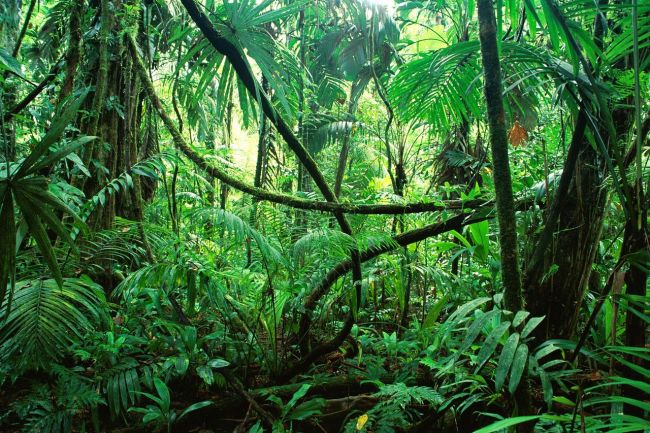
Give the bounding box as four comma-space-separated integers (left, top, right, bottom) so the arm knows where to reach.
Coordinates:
508, 344, 529, 395
494, 332, 520, 389
455, 309, 501, 360
473, 415, 541, 433
13, 190, 63, 288
475, 321, 511, 372
14, 88, 89, 179
0, 48, 22, 77
0, 187, 16, 309
0, 277, 107, 368
28, 135, 97, 175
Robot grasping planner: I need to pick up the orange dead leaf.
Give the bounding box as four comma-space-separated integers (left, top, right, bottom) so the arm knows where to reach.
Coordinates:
508, 120, 528, 147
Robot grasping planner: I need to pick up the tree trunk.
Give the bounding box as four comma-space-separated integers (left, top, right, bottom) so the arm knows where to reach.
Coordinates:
525, 140, 607, 339
0, 0, 22, 162
477, 0, 530, 424
523, 1, 612, 341
57, 0, 84, 104
477, 0, 523, 313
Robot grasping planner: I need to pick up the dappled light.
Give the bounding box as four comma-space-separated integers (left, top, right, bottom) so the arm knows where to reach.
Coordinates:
0, 0, 648, 432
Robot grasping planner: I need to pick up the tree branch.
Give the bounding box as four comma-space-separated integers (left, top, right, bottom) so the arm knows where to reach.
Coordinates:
3, 61, 63, 123
284, 208, 494, 380
128, 37, 489, 216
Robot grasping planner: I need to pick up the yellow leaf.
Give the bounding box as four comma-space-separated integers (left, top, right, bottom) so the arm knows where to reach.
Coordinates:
356, 414, 369, 430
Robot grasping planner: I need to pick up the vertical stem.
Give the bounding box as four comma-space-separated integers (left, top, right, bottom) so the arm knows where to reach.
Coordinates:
12, 0, 37, 58
477, 0, 522, 312
631, 0, 642, 230
58, 0, 84, 104
477, 0, 531, 425
333, 100, 356, 198
82, 0, 111, 171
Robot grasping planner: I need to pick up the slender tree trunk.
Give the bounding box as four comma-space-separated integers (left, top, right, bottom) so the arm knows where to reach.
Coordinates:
622, 183, 648, 422
334, 101, 356, 198
248, 76, 270, 265
58, 0, 84, 104
0, 0, 22, 162
477, 0, 531, 424
477, 0, 523, 313
294, 9, 310, 237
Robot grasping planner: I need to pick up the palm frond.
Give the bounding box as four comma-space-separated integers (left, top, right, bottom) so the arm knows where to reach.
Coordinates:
0, 277, 108, 370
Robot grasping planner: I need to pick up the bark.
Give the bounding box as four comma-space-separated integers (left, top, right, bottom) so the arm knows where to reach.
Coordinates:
622, 183, 648, 421
177, 2, 364, 364
129, 36, 490, 215
78, 4, 150, 230
524, 2, 612, 341
525, 136, 607, 339
86, 0, 110, 141
477, 0, 530, 424
333, 100, 356, 197
477, 0, 523, 312
57, 0, 84, 104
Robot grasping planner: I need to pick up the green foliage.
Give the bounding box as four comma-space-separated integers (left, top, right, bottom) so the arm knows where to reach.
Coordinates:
1, 0, 648, 432
0, 277, 108, 371
344, 382, 442, 433
0, 47, 23, 77
0, 89, 91, 307
10, 365, 104, 433
129, 377, 212, 433
266, 383, 326, 430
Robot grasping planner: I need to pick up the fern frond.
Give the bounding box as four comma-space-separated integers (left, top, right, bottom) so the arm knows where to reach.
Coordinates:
0, 277, 108, 370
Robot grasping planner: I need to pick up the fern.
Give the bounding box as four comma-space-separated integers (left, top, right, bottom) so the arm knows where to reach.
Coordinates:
375, 383, 443, 407
346, 383, 442, 433
12, 365, 104, 433
184, 207, 285, 267
292, 228, 357, 263
74, 152, 177, 237
0, 277, 108, 370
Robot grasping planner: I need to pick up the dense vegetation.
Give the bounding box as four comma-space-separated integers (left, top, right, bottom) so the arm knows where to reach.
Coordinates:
0, 0, 648, 431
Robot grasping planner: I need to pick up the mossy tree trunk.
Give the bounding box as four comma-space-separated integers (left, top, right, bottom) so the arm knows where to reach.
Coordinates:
477, 0, 531, 425
477, 0, 523, 313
